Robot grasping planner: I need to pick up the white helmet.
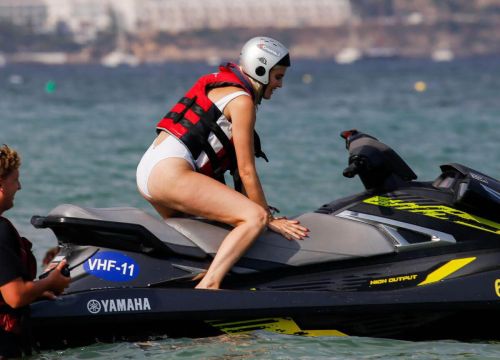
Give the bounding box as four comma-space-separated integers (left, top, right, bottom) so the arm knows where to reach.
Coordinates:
239, 36, 290, 85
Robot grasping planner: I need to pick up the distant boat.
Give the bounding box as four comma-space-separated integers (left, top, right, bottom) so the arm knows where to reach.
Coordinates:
10, 52, 67, 65
431, 49, 454, 62
364, 47, 399, 60
0, 53, 6, 67
335, 47, 362, 64
8, 74, 23, 85
101, 51, 140, 68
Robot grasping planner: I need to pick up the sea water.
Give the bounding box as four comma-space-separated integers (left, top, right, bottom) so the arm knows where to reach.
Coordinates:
1, 58, 499, 359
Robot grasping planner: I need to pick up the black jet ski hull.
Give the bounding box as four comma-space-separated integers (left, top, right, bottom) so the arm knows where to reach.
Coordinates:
32, 264, 500, 347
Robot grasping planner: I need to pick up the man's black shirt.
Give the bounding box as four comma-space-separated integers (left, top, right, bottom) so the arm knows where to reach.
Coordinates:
0, 217, 24, 298
0, 217, 28, 358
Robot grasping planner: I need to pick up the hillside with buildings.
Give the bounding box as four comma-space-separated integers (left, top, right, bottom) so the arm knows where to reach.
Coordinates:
1, 0, 500, 65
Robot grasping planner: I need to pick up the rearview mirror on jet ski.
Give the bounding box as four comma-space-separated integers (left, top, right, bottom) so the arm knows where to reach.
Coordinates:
30, 130, 500, 347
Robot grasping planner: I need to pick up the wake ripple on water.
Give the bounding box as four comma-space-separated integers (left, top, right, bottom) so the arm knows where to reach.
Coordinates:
35, 333, 500, 360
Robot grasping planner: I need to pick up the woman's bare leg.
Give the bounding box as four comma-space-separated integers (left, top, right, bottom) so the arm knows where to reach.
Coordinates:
146, 158, 268, 289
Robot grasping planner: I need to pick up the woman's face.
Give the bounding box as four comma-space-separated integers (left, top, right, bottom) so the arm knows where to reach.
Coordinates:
0, 169, 21, 213
263, 66, 287, 100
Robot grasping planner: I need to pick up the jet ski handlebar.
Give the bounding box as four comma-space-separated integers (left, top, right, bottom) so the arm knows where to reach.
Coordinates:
342, 156, 365, 179
340, 129, 417, 191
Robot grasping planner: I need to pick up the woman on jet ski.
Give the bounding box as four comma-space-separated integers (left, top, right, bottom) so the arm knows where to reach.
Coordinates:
137, 36, 308, 289
0, 145, 70, 358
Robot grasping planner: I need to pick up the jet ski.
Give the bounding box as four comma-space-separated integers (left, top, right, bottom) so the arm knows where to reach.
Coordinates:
30, 130, 500, 348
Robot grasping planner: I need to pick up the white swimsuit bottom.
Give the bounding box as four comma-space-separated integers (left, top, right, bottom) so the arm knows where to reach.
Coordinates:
136, 134, 196, 198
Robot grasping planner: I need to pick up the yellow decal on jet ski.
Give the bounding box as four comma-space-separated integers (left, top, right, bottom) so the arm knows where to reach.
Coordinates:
364, 196, 500, 235
495, 279, 500, 297
370, 274, 418, 286
207, 317, 347, 337
418, 257, 476, 286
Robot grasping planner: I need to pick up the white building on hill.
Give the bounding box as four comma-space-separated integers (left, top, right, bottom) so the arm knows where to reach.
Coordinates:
0, 0, 352, 42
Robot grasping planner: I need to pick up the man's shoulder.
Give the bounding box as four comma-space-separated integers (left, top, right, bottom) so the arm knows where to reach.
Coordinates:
0, 217, 18, 245
0, 216, 14, 230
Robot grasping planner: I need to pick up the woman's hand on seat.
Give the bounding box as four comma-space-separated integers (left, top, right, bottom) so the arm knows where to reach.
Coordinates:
268, 217, 309, 240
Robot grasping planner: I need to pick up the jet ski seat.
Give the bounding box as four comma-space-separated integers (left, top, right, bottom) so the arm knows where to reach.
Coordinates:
47, 205, 396, 268
165, 212, 397, 267
47, 204, 198, 249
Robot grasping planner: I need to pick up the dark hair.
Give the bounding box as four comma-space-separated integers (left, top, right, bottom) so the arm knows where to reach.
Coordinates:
276, 53, 291, 67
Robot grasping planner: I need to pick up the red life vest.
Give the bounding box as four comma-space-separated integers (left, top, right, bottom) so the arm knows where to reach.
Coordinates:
156, 62, 267, 184
0, 217, 37, 334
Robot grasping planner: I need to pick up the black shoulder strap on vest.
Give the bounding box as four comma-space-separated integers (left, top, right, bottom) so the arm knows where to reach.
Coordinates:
253, 130, 268, 162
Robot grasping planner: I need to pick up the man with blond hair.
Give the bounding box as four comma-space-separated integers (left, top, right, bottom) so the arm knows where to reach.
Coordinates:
0, 144, 70, 358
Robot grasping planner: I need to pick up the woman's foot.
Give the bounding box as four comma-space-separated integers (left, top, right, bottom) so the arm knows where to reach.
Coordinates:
191, 271, 207, 282
195, 274, 220, 289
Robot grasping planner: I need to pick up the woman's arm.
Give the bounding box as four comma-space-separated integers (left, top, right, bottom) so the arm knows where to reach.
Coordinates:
229, 95, 268, 208
228, 95, 309, 240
